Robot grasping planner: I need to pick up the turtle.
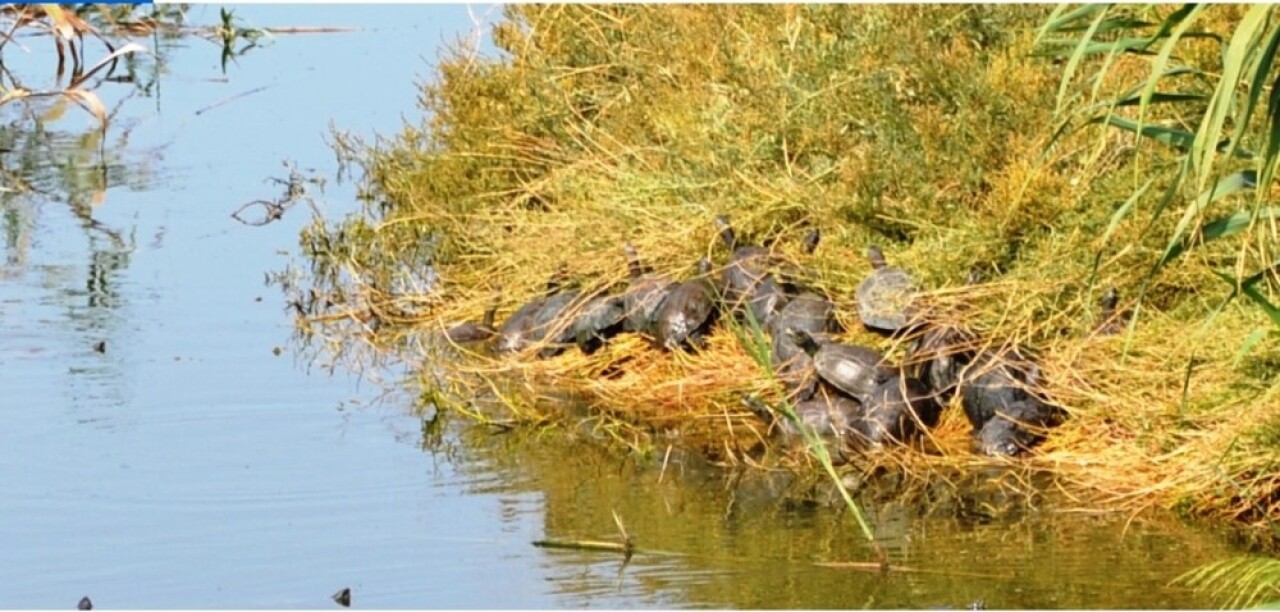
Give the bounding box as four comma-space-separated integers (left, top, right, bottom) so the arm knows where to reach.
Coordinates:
1094, 286, 1131, 336
443, 295, 500, 344
971, 398, 1060, 457
855, 245, 919, 335
655, 257, 718, 351
528, 287, 583, 358
852, 372, 941, 448
715, 214, 775, 322
741, 393, 862, 465
621, 242, 677, 336
767, 292, 837, 401
788, 329, 890, 404
570, 293, 627, 354
494, 266, 570, 354
906, 325, 975, 407
957, 348, 1044, 432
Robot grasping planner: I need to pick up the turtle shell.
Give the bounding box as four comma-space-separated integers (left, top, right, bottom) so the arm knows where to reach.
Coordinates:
855, 247, 918, 333
958, 350, 1041, 431
791, 331, 888, 403
571, 294, 626, 353
852, 374, 938, 447
655, 260, 717, 350
495, 298, 547, 354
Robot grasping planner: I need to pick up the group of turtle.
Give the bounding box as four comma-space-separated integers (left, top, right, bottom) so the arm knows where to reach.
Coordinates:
444, 215, 1083, 459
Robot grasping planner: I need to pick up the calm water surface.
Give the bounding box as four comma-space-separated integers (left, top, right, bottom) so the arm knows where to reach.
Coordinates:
0, 5, 1239, 608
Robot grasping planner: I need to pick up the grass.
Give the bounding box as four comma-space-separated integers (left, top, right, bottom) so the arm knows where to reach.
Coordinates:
292, 4, 1280, 555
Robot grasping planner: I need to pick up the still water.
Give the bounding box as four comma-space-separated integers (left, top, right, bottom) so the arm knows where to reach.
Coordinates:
0, 5, 1238, 608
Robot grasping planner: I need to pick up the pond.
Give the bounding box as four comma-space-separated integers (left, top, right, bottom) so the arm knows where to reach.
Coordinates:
0, 5, 1240, 608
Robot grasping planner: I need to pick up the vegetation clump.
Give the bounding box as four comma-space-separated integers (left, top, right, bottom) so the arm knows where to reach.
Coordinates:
295, 5, 1280, 551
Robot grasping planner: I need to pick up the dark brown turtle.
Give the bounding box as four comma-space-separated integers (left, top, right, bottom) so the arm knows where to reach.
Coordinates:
958, 348, 1042, 432
767, 292, 837, 402
528, 286, 582, 358
972, 398, 1061, 457
571, 293, 627, 354
855, 245, 918, 334
715, 215, 775, 323
907, 326, 975, 407
789, 329, 890, 404
78, 597, 92, 611
741, 392, 862, 465
495, 267, 568, 354
853, 372, 941, 448
655, 257, 717, 350
621, 243, 677, 337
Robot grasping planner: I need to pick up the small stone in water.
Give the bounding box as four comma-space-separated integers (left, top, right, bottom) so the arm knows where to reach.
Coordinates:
77, 597, 92, 610
332, 587, 351, 608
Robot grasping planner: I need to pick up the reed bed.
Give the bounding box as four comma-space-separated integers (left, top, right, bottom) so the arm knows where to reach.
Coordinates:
295, 4, 1280, 548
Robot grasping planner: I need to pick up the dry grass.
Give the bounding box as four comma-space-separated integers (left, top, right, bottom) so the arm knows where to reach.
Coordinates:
294, 5, 1280, 547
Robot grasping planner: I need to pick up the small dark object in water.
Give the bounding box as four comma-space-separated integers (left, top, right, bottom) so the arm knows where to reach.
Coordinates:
443, 298, 499, 344
789, 329, 888, 404
973, 399, 1060, 457
332, 587, 351, 608
741, 393, 861, 464
855, 245, 918, 334
570, 294, 627, 354
91, 341, 106, 353
908, 326, 974, 407
715, 215, 774, 322
621, 243, 677, 336
77, 597, 92, 610
854, 373, 941, 447
768, 292, 836, 401
655, 257, 717, 350
1094, 286, 1131, 336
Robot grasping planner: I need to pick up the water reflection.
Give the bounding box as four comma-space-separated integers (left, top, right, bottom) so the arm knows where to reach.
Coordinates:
434, 417, 1225, 609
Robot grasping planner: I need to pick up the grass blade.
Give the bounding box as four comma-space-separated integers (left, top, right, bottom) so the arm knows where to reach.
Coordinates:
1157, 171, 1258, 269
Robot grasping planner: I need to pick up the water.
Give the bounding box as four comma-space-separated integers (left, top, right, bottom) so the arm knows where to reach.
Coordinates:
0, 5, 1238, 608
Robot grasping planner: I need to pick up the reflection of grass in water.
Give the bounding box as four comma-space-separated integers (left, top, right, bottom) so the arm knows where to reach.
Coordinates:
431, 418, 1226, 609
292, 4, 1280, 552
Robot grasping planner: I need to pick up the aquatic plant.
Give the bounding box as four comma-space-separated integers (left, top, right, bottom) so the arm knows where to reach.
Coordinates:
294, 4, 1280, 550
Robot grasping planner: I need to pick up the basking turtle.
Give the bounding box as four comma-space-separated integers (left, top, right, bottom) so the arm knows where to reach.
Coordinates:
443, 295, 500, 344
715, 215, 775, 323
494, 271, 565, 353
621, 242, 677, 336
528, 287, 583, 358
655, 257, 718, 351
741, 393, 862, 465
853, 373, 940, 448
907, 326, 975, 407
1094, 286, 1131, 336
855, 245, 919, 335
570, 293, 627, 354
788, 329, 889, 404
958, 348, 1046, 432
767, 292, 837, 401
971, 398, 1060, 457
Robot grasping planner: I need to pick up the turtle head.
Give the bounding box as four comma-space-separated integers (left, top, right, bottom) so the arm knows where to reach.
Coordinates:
714, 214, 737, 250
787, 329, 820, 355
802, 227, 821, 254
623, 242, 646, 278
1100, 286, 1119, 315
973, 410, 1040, 457
696, 256, 712, 276
867, 244, 887, 269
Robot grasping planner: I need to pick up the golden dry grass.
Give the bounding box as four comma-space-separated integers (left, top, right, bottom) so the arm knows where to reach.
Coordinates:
295, 5, 1280, 547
